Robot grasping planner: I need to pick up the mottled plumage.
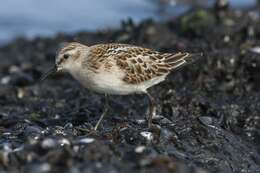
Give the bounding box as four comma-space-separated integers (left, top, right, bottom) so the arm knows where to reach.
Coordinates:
84, 43, 191, 86
42, 42, 199, 130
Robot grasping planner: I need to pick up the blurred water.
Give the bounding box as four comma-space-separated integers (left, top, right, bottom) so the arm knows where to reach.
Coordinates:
0, 0, 257, 45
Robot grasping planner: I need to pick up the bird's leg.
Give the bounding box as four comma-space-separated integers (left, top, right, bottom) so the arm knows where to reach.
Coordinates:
94, 94, 109, 131
146, 92, 156, 128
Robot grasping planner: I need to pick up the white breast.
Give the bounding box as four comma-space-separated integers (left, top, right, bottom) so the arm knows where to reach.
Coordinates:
68, 61, 167, 95
69, 63, 133, 95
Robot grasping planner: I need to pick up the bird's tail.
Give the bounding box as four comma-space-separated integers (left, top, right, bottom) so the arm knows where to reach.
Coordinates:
164, 52, 203, 70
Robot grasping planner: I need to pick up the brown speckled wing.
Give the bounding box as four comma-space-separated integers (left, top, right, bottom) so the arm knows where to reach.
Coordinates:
114, 46, 191, 84
88, 43, 191, 84
87, 43, 135, 72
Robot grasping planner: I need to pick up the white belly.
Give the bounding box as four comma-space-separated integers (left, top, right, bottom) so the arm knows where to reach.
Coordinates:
84, 72, 139, 95
70, 66, 136, 95
69, 64, 167, 95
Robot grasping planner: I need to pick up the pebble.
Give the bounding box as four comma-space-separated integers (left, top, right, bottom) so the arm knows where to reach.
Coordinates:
250, 47, 260, 54
140, 131, 154, 141
152, 114, 164, 120
76, 137, 95, 144
159, 117, 172, 125
41, 138, 57, 149
136, 119, 146, 124
198, 116, 213, 126
198, 116, 221, 130
24, 126, 43, 136
1, 76, 11, 85
17, 88, 26, 98
135, 146, 146, 153
9, 65, 21, 73
59, 138, 71, 146
1, 143, 11, 166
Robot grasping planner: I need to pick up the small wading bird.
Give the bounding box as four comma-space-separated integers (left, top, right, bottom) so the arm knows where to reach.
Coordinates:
41, 42, 201, 130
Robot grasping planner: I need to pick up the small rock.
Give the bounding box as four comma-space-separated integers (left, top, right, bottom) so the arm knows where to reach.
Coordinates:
58, 138, 71, 146
198, 116, 221, 129
76, 137, 95, 144
135, 146, 146, 153
9, 65, 21, 73
41, 138, 57, 149
0, 112, 8, 117
24, 126, 42, 136
198, 116, 213, 126
250, 47, 260, 54
0, 143, 11, 166
64, 123, 73, 129
140, 131, 154, 141
224, 35, 230, 42
136, 119, 146, 124
152, 114, 164, 120
1, 76, 11, 85
17, 88, 26, 98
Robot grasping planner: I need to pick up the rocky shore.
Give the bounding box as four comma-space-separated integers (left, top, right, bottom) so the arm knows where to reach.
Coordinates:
0, 9, 260, 173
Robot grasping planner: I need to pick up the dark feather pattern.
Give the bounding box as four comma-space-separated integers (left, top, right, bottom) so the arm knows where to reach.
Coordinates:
86, 43, 198, 84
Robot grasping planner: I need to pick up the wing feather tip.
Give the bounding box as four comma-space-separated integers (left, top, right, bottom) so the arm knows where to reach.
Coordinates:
167, 51, 203, 70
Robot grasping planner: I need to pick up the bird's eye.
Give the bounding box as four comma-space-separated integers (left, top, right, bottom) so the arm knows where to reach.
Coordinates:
63, 54, 69, 59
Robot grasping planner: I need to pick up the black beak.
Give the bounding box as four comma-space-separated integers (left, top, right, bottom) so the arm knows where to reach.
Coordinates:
40, 65, 57, 81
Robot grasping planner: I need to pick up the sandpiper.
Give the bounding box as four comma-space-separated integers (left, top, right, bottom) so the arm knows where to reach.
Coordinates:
41, 42, 200, 130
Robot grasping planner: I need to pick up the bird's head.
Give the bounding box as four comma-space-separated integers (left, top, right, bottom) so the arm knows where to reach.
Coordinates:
41, 42, 88, 81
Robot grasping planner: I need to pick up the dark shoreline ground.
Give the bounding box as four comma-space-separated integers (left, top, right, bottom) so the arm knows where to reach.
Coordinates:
0, 9, 260, 173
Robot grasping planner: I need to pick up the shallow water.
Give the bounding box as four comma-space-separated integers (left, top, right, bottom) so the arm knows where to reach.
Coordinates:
0, 0, 257, 44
